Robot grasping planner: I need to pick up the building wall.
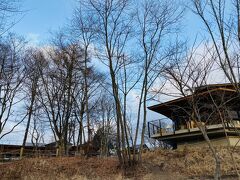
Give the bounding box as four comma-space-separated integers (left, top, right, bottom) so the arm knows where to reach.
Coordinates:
177, 136, 240, 149
229, 136, 240, 146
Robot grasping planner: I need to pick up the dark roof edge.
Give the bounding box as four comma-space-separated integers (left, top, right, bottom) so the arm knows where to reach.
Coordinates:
148, 86, 237, 111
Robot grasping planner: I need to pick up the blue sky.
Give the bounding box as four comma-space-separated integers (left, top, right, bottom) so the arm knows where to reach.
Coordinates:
11, 0, 77, 45
10, 1, 203, 46
0, 0, 77, 144
1, 1, 206, 144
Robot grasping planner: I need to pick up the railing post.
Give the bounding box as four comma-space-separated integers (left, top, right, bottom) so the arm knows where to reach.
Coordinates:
153, 124, 155, 135
148, 122, 151, 138
159, 120, 162, 136
226, 121, 231, 130
173, 122, 175, 135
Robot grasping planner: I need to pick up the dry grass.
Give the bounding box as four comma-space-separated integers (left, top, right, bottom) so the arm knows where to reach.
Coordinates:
142, 146, 240, 179
0, 157, 120, 180
0, 147, 239, 179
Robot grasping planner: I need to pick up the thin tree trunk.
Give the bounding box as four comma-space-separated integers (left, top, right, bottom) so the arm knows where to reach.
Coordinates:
20, 85, 36, 158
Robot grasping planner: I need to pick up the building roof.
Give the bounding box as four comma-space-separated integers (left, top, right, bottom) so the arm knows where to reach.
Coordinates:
148, 84, 239, 121
45, 141, 73, 147
0, 142, 45, 147
25, 142, 45, 147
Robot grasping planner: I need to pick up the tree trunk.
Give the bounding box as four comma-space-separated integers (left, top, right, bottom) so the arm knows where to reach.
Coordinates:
20, 85, 36, 158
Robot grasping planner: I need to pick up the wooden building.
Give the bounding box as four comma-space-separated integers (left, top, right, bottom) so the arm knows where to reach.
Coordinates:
0, 141, 74, 160
147, 83, 240, 149
0, 143, 46, 160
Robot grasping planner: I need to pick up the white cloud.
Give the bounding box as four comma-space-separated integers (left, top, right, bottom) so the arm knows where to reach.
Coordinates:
26, 33, 40, 47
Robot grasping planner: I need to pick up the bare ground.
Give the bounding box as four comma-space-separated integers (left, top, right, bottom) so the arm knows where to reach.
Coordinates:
0, 147, 239, 179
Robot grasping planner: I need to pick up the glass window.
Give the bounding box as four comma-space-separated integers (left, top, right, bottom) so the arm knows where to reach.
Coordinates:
228, 111, 240, 119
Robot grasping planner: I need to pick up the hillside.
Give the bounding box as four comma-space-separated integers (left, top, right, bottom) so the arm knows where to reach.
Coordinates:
0, 147, 239, 180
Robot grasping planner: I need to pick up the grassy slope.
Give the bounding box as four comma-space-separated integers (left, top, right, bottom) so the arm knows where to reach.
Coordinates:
0, 147, 239, 179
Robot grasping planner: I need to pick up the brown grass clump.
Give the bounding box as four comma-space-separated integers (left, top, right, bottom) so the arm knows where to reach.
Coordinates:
0, 157, 120, 180
142, 146, 240, 178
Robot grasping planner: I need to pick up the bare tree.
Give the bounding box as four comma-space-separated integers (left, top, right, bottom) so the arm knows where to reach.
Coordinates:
20, 49, 44, 157
0, 34, 25, 139
71, 6, 97, 143
118, 54, 141, 163
134, 0, 183, 161
161, 43, 223, 179
192, 0, 240, 93
38, 39, 83, 155
79, 0, 133, 166
30, 108, 45, 150
94, 94, 116, 156
71, 66, 104, 149
191, 1, 240, 178
73, 0, 184, 167
0, 0, 22, 37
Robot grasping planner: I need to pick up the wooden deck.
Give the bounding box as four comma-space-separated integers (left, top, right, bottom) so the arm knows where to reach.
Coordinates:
150, 123, 240, 141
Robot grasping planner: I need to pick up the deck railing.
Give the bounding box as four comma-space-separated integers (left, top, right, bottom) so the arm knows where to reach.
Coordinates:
148, 119, 175, 138
148, 119, 240, 138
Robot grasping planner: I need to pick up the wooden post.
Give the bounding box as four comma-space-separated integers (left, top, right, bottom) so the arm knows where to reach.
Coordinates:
173, 122, 175, 135
20, 147, 24, 159
56, 148, 59, 157
187, 121, 190, 132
